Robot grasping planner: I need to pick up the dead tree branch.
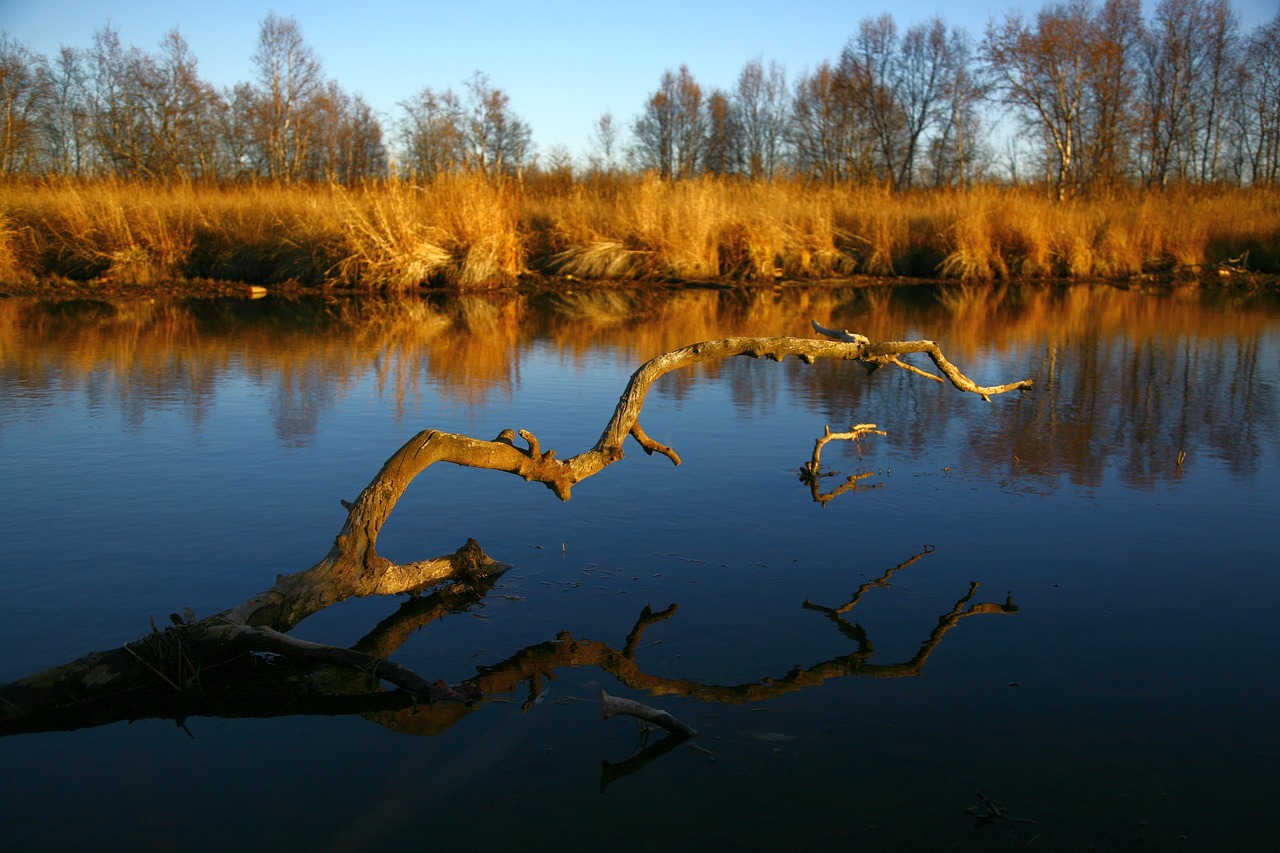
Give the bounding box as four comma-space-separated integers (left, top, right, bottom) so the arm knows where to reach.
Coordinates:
811, 320, 1035, 400
601, 690, 697, 738
0, 322, 1032, 732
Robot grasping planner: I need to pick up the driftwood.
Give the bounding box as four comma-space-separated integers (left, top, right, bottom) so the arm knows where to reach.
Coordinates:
0, 321, 1032, 735
601, 690, 698, 737
798, 423, 888, 503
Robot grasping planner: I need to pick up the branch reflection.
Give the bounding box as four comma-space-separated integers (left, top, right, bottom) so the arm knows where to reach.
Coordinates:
0, 548, 1016, 765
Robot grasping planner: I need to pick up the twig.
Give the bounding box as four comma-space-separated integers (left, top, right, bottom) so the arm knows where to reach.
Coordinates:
969, 790, 1037, 825
601, 689, 696, 737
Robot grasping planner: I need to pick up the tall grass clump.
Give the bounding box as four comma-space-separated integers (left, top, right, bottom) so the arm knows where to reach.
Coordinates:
335, 173, 524, 290
21, 179, 199, 283
537, 175, 848, 282
333, 182, 454, 289
190, 183, 342, 284
830, 184, 908, 275
622, 175, 726, 279
0, 211, 30, 285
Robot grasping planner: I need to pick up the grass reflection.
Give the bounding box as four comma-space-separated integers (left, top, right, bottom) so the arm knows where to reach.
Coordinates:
2, 283, 1277, 485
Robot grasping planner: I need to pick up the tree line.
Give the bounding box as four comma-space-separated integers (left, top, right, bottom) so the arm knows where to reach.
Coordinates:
1, 1, 1277, 195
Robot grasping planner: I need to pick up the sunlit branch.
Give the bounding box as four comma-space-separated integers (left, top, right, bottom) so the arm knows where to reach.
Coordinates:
811, 319, 1036, 401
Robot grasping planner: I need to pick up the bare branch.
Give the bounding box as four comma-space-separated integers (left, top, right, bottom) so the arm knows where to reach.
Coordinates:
811, 318, 1034, 400
601, 689, 697, 738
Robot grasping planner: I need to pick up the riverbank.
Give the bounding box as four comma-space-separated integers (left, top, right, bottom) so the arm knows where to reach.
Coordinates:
2, 177, 1277, 295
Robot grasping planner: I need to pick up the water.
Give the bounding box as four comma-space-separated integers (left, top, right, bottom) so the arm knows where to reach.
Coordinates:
1, 284, 1278, 850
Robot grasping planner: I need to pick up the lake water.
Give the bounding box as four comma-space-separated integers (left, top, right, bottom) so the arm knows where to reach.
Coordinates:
1, 283, 1278, 851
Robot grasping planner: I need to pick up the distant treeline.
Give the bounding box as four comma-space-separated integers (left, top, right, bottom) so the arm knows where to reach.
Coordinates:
1, 0, 1279, 196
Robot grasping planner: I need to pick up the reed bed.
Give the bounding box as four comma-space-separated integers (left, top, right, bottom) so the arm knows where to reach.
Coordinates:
1, 176, 1276, 291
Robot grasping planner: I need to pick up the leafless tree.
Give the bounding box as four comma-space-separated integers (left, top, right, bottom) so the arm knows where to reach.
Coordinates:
670, 66, 705, 178
82, 26, 150, 178
842, 15, 902, 184
631, 69, 676, 177
398, 86, 466, 179
1190, 0, 1240, 182
982, 1, 1099, 199
463, 71, 532, 179
1239, 13, 1280, 185
631, 66, 706, 179
1140, 0, 1240, 187
1082, 0, 1144, 189
735, 57, 789, 180
702, 88, 742, 176
926, 28, 986, 187
587, 111, 619, 174
31, 47, 90, 176
398, 74, 529, 180
0, 34, 48, 175
305, 83, 387, 182
789, 60, 873, 184
250, 13, 325, 182
892, 18, 955, 188
147, 29, 224, 180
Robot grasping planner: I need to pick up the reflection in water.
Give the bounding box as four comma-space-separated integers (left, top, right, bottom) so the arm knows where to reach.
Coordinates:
0, 540, 1013, 793
3, 283, 1277, 481
3, 284, 1278, 850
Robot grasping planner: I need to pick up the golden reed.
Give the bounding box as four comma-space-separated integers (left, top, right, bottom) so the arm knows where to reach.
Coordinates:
1, 175, 1275, 290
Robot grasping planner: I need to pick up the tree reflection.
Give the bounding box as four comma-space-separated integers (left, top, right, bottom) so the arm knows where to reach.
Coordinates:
2, 283, 1277, 479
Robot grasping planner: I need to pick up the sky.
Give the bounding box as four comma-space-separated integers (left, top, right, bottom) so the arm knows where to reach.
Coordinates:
2, 0, 1277, 164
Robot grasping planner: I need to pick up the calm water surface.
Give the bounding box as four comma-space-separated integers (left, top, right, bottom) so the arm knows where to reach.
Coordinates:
1, 284, 1278, 851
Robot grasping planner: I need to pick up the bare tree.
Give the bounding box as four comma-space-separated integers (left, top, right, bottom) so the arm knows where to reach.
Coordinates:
892, 18, 953, 188
982, 1, 1100, 199
463, 71, 532, 179
33, 46, 91, 176
1191, 0, 1239, 182
789, 60, 872, 184
926, 28, 987, 187
1240, 13, 1280, 185
843, 14, 907, 185
250, 13, 325, 181
398, 86, 466, 179
671, 66, 705, 178
735, 57, 789, 180
1083, 0, 1143, 189
147, 29, 224, 180
305, 83, 387, 183
398, 74, 529, 180
1139, 0, 1240, 187
702, 88, 741, 176
587, 111, 619, 174
0, 34, 48, 175
218, 81, 262, 180
631, 66, 705, 179
631, 69, 677, 177
83, 26, 152, 178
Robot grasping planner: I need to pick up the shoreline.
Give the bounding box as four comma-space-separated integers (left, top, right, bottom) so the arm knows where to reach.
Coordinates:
4, 270, 1277, 302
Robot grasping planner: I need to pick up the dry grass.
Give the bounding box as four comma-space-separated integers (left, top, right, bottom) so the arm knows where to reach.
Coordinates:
1, 176, 1276, 290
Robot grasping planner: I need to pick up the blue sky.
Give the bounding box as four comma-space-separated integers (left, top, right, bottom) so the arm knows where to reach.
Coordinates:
3, 0, 1277, 163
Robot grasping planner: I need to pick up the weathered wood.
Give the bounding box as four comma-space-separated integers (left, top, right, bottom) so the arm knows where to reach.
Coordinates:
601, 689, 697, 737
